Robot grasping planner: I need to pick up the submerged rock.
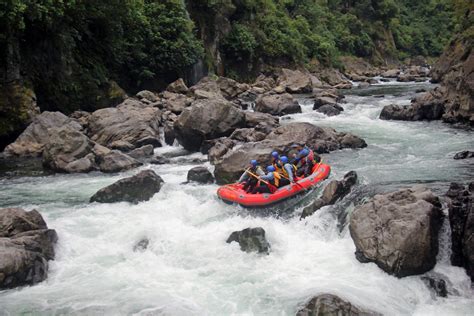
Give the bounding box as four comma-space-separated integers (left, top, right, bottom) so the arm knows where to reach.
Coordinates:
127, 145, 154, 159
349, 186, 443, 277
315, 104, 344, 116
421, 275, 448, 298
90, 169, 164, 204
0, 208, 58, 289
133, 238, 150, 252
187, 166, 214, 184
226, 227, 270, 254
301, 171, 357, 219
446, 182, 474, 281
453, 151, 474, 160
296, 293, 380, 316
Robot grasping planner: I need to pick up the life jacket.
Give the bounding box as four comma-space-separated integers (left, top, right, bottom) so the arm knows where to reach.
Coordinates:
281, 164, 297, 179
270, 171, 281, 187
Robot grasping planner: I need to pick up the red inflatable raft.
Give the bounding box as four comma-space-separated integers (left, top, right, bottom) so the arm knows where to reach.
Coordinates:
217, 163, 331, 207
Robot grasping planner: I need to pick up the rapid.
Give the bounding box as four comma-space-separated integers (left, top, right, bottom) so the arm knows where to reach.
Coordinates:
0, 80, 473, 315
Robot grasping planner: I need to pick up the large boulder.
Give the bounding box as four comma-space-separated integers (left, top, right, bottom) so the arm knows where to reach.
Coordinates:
214, 123, 366, 184
226, 227, 270, 254
319, 68, 352, 87
0, 208, 57, 289
379, 90, 445, 121
174, 98, 246, 151
96, 150, 142, 173
275, 68, 313, 93
255, 93, 301, 116
296, 294, 380, 316
187, 166, 214, 184
301, 171, 357, 219
446, 182, 474, 281
87, 99, 162, 149
349, 187, 443, 277
42, 126, 95, 173
4, 111, 82, 157
90, 169, 164, 204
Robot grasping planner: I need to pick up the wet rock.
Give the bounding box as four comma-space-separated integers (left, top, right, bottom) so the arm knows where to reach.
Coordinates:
150, 156, 170, 165
421, 275, 448, 297
226, 227, 270, 254
133, 238, 149, 252
315, 104, 344, 116
4, 111, 82, 157
97, 150, 142, 173
301, 171, 357, 219
187, 166, 214, 184
313, 96, 338, 110
381, 69, 400, 78
275, 68, 313, 93
0, 208, 58, 289
127, 145, 154, 159
230, 128, 267, 142
90, 169, 164, 204
296, 293, 380, 316
166, 78, 189, 94
349, 186, 443, 277
214, 123, 366, 184
380, 91, 445, 121
205, 138, 235, 164
42, 126, 95, 173
88, 100, 161, 148
174, 98, 245, 151
453, 151, 474, 160
255, 93, 301, 116
136, 90, 159, 102
446, 182, 474, 281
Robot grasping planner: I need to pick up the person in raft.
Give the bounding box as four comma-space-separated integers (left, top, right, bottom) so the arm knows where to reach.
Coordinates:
271, 151, 280, 169
276, 156, 297, 186
238, 159, 265, 193
252, 165, 281, 194
291, 143, 319, 177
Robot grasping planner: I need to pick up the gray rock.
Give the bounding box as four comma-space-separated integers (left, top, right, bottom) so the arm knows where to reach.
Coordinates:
453, 151, 474, 160
133, 238, 149, 252
90, 169, 164, 203
187, 166, 214, 184
109, 140, 135, 152
0, 208, 57, 290
226, 227, 270, 254
97, 150, 142, 173
301, 171, 357, 219
316, 104, 344, 116
161, 91, 193, 114
349, 187, 443, 277
4, 111, 82, 157
255, 93, 301, 116
150, 156, 170, 165
421, 275, 448, 297
166, 78, 189, 94
297, 293, 380, 316
128, 145, 154, 159
447, 182, 474, 281
42, 126, 95, 173
381, 69, 400, 78
276, 68, 313, 93
174, 98, 246, 151
379, 90, 445, 121
136, 90, 159, 102
88, 100, 161, 148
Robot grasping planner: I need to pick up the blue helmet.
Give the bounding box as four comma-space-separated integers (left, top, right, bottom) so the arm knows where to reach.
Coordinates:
271, 151, 279, 158
250, 159, 257, 167
280, 156, 289, 164
266, 165, 276, 172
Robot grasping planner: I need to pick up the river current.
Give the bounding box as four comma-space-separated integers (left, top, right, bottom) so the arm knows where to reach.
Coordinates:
0, 81, 473, 315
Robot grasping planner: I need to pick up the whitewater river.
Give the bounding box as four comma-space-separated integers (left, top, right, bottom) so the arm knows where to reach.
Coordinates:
0, 81, 473, 315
